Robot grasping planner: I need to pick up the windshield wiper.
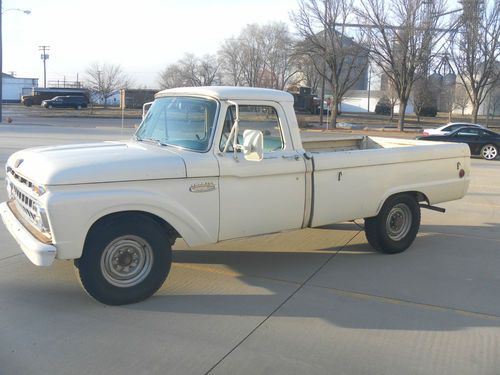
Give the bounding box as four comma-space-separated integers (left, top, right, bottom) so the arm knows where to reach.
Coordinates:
135, 136, 167, 147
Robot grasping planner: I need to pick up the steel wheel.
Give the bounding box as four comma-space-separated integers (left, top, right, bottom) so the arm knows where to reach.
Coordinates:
385, 203, 412, 241
364, 193, 420, 254
481, 144, 498, 160
100, 235, 153, 288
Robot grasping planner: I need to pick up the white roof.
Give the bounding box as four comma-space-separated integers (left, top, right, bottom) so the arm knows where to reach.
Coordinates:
156, 86, 294, 102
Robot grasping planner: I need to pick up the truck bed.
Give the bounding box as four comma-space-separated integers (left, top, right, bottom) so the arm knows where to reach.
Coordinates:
300, 134, 471, 228
301, 134, 428, 153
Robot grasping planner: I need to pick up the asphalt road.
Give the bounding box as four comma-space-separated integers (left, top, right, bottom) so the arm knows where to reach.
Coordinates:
0, 119, 499, 375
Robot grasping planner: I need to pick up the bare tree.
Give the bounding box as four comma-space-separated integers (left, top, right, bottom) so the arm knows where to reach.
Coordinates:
412, 77, 436, 123
237, 24, 267, 87
453, 82, 470, 115
386, 82, 400, 120
449, 0, 500, 123
158, 53, 221, 89
294, 54, 322, 93
158, 64, 186, 89
260, 23, 300, 90
218, 23, 298, 89
356, 0, 448, 131
293, 0, 369, 128
219, 38, 245, 86
85, 63, 131, 107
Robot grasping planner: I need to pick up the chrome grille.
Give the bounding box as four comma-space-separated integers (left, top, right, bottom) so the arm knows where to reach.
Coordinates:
11, 182, 38, 223
8, 168, 34, 189
5, 169, 50, 236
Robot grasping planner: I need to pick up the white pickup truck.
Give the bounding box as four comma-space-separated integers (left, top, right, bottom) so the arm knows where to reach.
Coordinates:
1, 87, 470, 305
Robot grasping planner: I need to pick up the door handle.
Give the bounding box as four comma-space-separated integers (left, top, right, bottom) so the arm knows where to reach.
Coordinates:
282, 155, 301, 161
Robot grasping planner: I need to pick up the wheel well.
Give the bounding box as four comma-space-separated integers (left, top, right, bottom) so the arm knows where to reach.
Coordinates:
382, 191, 429, 209
86, 211, 180, 248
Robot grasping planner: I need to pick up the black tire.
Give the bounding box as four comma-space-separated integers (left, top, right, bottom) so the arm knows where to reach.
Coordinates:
75, 214, 172, 305
480, 144, 498, 160
364, 194, 421, 254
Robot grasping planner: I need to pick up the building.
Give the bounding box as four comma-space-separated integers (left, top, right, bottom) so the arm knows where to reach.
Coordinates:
2, 73, 38, 103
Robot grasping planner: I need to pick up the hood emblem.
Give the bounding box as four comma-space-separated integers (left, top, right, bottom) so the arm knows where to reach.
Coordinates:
189, 182, 216, 193
14, 159, 24, 168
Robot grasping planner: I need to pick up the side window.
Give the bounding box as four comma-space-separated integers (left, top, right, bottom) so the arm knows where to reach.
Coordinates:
457, 128, 479, 136
220, 105, 284, 152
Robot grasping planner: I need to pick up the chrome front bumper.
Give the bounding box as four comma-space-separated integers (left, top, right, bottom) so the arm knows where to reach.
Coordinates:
0, 201, 56, 266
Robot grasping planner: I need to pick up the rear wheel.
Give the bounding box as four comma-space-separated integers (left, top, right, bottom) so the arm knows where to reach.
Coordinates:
481, 144, 498, 160
48, 104, 53, 109
76, 105, 82, 110
75, 214, 172, 305
364, 194, 421, 254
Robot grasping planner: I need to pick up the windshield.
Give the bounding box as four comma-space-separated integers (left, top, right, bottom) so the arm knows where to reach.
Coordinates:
135, 96, 218, 152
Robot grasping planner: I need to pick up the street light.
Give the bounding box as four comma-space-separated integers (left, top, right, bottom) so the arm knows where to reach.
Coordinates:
0, 2, 32, 122
2, 8, 31, 15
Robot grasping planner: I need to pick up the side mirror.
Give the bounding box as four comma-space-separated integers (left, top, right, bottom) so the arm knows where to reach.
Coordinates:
242, 129, 263, 161
142, 102, 153, 120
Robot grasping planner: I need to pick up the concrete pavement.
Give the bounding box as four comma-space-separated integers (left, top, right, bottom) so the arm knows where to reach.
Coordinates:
0, 122, 499, 374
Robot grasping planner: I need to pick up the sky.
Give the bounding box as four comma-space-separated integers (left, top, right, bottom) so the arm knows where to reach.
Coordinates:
2, 0, 300, 88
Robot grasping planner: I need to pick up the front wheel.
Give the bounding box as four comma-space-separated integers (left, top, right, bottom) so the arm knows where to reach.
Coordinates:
364, 194, 421, 254
75, 214, 172, 305
481, 144, 498, 160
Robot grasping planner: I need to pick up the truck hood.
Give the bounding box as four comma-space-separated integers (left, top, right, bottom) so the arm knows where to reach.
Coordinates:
7, 141, 187, 185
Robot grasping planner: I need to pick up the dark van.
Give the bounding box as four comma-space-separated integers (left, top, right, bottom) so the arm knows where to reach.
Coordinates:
41, 96, 89, 109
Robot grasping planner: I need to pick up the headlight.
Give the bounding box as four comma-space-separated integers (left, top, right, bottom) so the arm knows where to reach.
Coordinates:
33, 202, 50, 233
32, 184, 47, 196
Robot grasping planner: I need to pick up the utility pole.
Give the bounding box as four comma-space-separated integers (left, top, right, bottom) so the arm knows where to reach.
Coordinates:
39, 45, 50, 88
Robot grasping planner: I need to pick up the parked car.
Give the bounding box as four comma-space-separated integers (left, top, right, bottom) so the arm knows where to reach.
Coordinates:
418, 127, 499, 160
41, 96, 88, 109
422, 122, 484, 136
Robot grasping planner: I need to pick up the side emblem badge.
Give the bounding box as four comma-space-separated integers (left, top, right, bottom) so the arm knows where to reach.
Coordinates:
14, 159, 24, 168
189, 182, 216, 193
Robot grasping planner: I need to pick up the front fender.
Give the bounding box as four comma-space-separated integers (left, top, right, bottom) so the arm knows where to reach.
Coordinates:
46, 178, 219, 260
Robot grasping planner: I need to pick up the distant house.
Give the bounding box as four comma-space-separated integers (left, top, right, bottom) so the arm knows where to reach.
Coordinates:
2, 73, 39, 103
90, 90, 121, 107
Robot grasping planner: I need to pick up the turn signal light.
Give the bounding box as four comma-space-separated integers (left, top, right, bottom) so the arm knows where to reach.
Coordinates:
459, 169, 465, 178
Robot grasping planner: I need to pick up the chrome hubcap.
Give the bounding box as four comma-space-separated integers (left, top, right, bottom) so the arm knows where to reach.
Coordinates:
482, 146, 497, 160
386, 204, 412, 241
100, 235, 153, 287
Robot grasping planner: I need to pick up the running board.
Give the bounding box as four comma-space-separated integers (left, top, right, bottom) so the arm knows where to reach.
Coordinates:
419, 204, 446, 213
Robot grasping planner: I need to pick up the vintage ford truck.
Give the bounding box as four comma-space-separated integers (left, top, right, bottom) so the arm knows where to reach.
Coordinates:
1, 87, 470, 305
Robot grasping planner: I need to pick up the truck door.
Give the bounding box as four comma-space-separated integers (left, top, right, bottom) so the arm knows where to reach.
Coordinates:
216, 102, 306, 241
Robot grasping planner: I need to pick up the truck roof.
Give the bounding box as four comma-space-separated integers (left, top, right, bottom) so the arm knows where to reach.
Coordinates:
156, 86, 294, 103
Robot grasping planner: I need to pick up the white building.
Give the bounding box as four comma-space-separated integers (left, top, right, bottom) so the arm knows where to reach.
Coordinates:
1, 73, 38, 103
338, 64, 414, 114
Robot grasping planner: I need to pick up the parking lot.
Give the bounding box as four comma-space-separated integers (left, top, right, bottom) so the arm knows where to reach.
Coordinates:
1, 118, 500, 375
